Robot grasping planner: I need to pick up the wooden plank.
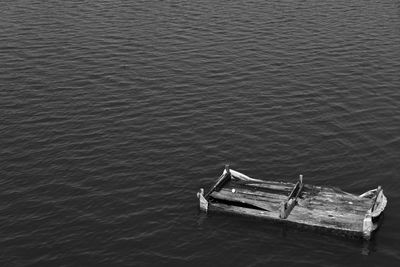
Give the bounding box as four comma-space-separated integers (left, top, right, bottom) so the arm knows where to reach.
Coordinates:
306, 196, 370, 211
221, 186, 288, 203
299, 203, 367, 221
292, 206, 364, 228
302, 200, 368, 216
220, 188, 285, 204
291, 183, 366, 230
317, 192, 372, 207
302, 184, 366, 201
300, 185, 371, 206
311, 196, 371, 209
299, 187, 372, 215
209, 202, 363, 236
302, 184, 358, 197
299, 204, 368, 219
300, 192, 371, 210
229, 180, 293, 197
205, 165, 231, 198
233, 179, 294, 192
209, 202, 280, 219
210, 190, 279, 212
288, 205, 364, 232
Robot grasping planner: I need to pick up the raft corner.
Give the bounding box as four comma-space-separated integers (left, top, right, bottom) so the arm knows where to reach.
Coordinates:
362, 185, 387, 239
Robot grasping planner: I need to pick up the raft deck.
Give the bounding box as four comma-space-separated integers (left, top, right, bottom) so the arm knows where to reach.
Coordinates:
197, 166, 387, 239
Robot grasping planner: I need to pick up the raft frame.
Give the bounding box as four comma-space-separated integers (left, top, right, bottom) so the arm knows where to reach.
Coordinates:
197, 165, 387, 239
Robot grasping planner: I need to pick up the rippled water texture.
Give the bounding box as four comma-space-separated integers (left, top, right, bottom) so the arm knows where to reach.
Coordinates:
1, 0, 400, 266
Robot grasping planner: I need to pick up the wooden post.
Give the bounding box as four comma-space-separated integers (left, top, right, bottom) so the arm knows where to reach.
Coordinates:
279, 175, 304, 219
197, 188, 208, 212
363, 211, 372, 240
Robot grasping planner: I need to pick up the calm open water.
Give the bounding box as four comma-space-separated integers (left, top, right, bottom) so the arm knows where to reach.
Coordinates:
1, 0, 400, 266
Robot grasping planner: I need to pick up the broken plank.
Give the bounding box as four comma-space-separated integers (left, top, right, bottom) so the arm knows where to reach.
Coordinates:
210, 190, 279, 211
229, 180, 293, 196
210, 202, 280, 219
221, 186, 288, 202
237, 181, 294, 192
217, 188, 286, 205
205, 165, 231, 198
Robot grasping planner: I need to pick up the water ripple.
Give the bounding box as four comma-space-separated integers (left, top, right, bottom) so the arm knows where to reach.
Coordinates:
1, 0, 400, 266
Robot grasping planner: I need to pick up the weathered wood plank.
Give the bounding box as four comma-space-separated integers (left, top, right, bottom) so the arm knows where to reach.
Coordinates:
301, 200, 368, 216
317, 192, 371, 206
216, 191, 285, 207
299, 203, 369, 219
299, 205, 367, 223
210, 190, 279, 212
205, 166, 231, 198
302, 184, 367, 201
237, 181, 294, 192
300, 195, 371, 215
303, 184, 363, 198
210, 202, 280, 219
299, 191, 371, 208
291, 206, 363, 227
209, 202, 363, 236
230, 172, 293, 185
300, 185, 372, 209
229, 180, 293, 197
221, 186, 288, 203
288, 205, 364, 232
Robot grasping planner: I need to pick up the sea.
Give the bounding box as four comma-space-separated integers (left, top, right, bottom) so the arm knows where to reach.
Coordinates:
1, 0, 400, 266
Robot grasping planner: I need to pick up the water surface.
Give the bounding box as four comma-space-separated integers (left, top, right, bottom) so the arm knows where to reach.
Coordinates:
1, 0, 400, 266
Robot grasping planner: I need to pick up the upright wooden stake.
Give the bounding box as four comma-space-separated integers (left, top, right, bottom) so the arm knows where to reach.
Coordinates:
197, 188, 208, 212
279, 174, 304, 219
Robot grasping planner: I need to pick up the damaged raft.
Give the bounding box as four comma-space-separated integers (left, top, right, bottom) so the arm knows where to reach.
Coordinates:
197, 166, 387, 239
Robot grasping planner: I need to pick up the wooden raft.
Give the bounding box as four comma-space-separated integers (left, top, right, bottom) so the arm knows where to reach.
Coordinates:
197, 166, 387, 239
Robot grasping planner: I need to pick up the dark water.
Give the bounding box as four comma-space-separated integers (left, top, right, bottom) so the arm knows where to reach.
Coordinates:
1, 0, 400, 266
